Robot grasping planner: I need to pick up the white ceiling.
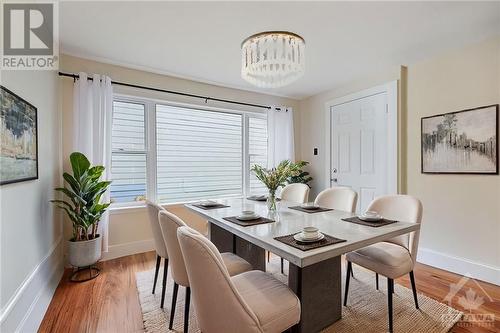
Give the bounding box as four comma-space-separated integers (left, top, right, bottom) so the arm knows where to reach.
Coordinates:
60, 1, 500, 99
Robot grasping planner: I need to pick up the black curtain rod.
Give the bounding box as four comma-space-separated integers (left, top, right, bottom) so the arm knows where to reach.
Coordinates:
58, 71, 275, 110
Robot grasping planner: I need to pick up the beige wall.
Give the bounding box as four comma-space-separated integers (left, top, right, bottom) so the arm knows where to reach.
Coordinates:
298, 66, 402, 197
59, 54, 299, 255
406, 37, 500, 273
0, 70, 63, 329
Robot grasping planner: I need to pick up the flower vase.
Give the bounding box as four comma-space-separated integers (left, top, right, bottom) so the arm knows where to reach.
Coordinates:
267, 190, 277, 211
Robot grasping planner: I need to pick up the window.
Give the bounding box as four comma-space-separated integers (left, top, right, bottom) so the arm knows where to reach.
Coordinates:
156, 104, 243, 203
110, 101, 147, 203
110, 97, 268, 206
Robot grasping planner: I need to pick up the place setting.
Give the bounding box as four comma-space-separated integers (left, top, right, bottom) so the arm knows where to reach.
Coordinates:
191, 200, 230, 210
342, 210, 398, 227
288, 202, 333, 213
223, 210, 275, 227
246, 194, 281, 202
274, 226, 346, 251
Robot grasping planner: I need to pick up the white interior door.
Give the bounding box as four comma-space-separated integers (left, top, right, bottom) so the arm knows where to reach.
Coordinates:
330, 93, 388, 213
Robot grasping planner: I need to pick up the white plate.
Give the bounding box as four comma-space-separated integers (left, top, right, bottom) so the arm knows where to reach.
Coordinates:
199, 201, 219, 207
358, 214, 383, 222
300, 204, 320, 210
236, 214, 260, 221
294, 232, 325, 243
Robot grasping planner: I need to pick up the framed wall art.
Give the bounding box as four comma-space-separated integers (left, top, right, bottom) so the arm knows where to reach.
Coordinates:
421, 104, 498, 174
1, 86, 39, 185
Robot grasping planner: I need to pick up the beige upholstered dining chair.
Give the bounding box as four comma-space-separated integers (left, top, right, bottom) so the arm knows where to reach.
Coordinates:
146, 200, 169, 308
158, 210, 253, 333
344, 195, 423, 333
269, 183, 310, 273
177, 225, 301, 333
314, 186, 358, 212
280, 183, 310, 204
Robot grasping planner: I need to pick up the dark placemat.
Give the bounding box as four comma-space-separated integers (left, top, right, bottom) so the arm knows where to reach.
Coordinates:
191, 203, 230, 210
274, 233, 346, 251
288, 206, 333, 214
223, 216, 275, 227
342, 216, 397, 227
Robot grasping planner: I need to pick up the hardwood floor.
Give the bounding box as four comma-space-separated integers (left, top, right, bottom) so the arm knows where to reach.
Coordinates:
39, 251, 499, 333
396, 266, 499, 333
39, 252, 154, 333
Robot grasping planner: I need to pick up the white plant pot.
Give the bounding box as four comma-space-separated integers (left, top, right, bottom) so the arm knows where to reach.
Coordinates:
68, 235, 102, 267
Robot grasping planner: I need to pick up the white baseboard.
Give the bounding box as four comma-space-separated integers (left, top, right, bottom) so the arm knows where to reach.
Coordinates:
101, 238, 154, 261
417, 247, 500, 286
0, 236, 64, 333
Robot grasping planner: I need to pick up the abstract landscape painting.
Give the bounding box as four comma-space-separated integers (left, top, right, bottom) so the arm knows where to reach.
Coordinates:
421, 105, 498, 174
1, 86, 38, 185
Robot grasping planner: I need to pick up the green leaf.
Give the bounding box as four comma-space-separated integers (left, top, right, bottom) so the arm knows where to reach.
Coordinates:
50, 199, 74, 211
87, 166, 105, 180
54, 187, 86, 206
70, 152, 90, 180
55, 205, 79, 224
63, 172, 80, 194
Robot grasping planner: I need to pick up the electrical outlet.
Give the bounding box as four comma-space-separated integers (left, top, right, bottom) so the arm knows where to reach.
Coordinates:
313, 148, 318, 155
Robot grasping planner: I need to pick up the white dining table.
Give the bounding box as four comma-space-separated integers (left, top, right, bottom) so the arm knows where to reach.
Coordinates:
186, 198, 420, 333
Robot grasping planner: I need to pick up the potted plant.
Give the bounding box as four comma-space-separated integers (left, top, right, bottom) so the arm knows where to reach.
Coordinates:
251, 160, 304, 211
51, 152, 111, 269
287, 160, 313, 187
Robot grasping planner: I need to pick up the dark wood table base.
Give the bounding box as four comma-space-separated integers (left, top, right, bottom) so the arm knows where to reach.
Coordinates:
208, 222, 342, 333
289, 257, 342, 333
209, 223, 266, 271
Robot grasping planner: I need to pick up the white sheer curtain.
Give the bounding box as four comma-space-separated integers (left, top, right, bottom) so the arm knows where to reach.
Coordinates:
73, 72, 113, 252
267, 106, 295, 168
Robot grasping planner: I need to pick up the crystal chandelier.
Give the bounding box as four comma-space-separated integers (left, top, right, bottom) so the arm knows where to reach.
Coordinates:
241, 31, 305, 88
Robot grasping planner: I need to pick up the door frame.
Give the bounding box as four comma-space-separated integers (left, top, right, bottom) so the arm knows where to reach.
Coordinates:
323, 80, 398, 195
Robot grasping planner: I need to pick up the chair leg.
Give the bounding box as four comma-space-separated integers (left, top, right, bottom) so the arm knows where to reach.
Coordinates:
376, 273, 379, 290
409, 271, 419, 309
267, 251, 271, 262
184, 287, 191, 333
152, 254, 161, 294
281, 258, 284, 274
169, 282, 179, 329
344, 261, 352, 306
387, 278, 394, 333
160, 258, 168, 308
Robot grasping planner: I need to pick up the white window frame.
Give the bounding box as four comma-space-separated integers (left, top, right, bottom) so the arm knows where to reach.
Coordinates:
110, 93, 267, 208
110, 98, 150, 209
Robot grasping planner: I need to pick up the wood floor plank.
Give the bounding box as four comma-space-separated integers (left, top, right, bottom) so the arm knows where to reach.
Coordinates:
39, 252, 499, 332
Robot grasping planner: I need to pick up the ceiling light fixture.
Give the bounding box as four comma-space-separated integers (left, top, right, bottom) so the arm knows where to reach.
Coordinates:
241, 31, 305, 88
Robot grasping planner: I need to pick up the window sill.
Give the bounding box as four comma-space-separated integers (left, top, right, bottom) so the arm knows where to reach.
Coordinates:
109, 204, 147, 215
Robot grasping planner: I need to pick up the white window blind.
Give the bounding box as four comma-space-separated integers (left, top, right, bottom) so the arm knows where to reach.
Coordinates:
110, 101, 147, 203
248, 116, 268, 195
156, 104, 243, 203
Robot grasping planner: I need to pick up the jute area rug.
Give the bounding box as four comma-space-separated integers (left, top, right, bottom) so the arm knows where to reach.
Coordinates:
135, 256, 462, 332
